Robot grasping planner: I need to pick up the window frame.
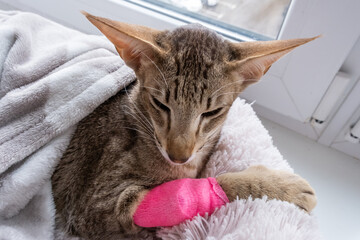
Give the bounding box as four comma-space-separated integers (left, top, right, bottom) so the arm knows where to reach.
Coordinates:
2, 0, 360, 140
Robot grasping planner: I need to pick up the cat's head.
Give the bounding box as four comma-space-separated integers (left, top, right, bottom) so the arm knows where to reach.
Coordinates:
83, 12, 317, 165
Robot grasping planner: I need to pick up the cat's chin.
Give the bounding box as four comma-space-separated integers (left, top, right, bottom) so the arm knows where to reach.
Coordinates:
166, 160, 188, 166
169, 154, 196, 166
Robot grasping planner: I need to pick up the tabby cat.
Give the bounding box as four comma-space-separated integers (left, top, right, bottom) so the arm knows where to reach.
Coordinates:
51, 12, 317, 239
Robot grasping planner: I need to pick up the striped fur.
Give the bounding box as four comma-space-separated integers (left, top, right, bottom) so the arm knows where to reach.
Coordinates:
52, 13, 318, 239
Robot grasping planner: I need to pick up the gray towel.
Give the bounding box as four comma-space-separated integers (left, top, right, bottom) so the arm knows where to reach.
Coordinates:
0, 11, 134, 239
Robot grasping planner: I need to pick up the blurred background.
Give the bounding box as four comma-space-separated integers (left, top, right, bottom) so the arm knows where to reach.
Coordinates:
0, 0, 359, 239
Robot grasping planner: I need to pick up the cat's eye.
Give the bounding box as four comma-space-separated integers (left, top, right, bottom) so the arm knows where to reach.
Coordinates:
151, 97, 170, 112
202, 107, 223, 118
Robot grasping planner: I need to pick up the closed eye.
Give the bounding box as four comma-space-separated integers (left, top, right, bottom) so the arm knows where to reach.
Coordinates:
151, 96, 170, 112
202, 107, 223, 118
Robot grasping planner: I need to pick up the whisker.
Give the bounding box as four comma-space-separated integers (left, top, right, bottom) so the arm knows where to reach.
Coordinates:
212, 91, 243, 99
125, 96, 153, 129
140, 52, 168, 88
195, 124, 223, 156
124, 120, 154, 136
120, 126, 156, 143
122, 105, 152, 128
122, 119, 156, 144
207, 129, 222, 141
210, 79, 244, 98
123, 88, 155, 133
210, 78, 258, 98
141, 86, 164, 95
122, 107, 154, 135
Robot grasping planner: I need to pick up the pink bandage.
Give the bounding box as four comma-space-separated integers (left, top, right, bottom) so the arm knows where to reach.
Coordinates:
133, 177, 229, 227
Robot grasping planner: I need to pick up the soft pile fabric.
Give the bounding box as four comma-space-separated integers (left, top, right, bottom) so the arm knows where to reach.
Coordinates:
0, 10, 134, 240
0, 11, 322, 240
157, 97, 322, 240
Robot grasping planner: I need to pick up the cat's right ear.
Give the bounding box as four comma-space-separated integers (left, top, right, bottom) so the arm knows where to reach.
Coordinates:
227, 36, 319, 89
82, 11, 164, 71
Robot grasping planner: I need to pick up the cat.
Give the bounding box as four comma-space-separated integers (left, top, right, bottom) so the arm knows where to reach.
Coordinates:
51, 12, 317, 239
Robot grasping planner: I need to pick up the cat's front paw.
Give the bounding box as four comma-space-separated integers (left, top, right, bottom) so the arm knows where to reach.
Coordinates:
216, 165, 317, 212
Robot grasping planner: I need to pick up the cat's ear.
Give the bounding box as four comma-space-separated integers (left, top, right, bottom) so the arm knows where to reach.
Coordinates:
82, 11, 164, 71
227, 36, 319, 88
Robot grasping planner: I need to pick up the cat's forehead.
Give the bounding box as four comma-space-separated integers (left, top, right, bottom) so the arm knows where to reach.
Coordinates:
157, 24, 230, 81
171, 23, 222, 42
150, 24, 232, 104
166, 24, 228, 60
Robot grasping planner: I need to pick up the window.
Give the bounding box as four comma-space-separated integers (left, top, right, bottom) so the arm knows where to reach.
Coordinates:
4, 0, 360, 153
125, 0, 292, 40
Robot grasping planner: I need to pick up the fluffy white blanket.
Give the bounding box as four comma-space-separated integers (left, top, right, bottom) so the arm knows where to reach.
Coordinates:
158, 98, 322, 240
0, 11, 321, 240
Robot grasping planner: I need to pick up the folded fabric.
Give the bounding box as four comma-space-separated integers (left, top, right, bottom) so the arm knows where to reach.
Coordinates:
0, 10, 134, 240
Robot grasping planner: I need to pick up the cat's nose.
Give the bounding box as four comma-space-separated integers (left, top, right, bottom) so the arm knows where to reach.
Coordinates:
167, 134, 194, 164
168, 154, 189, 164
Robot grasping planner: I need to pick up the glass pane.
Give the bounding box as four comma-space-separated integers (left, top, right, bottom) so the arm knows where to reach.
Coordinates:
127, 0, 292, 40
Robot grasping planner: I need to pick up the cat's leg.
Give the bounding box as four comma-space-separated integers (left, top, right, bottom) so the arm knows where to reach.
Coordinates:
132, 167, 316, 228
132, 178, 229, 228
216, 165, 317, 212
115, 185, 150, 234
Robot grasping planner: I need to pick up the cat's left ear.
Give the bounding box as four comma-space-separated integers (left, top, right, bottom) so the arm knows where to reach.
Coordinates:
227, 36, 319, 89
82, 11, 164, 71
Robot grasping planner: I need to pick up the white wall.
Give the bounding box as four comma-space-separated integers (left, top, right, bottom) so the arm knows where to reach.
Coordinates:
1, 0, 359, 159
262, 117, 360, 240
0, 1, 16, 10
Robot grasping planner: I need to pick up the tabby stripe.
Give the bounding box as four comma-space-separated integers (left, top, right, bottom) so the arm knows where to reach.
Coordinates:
167, 111, 171, 132
165, 89, 170, 103
181, 76, 186, 98
196, 121, 201, 137
123, 128, 138, 152
193, 83, 197, 94
206, 97, 212, 110
175, 57, 181, 76
203, 68, 208, 79
174, 79, 179, 100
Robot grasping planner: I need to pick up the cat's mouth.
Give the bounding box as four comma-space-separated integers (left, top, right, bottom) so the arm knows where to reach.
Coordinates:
161, 149, 196, 166
154, 134, 198, 165
154, 139, 195, 166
